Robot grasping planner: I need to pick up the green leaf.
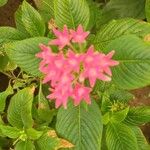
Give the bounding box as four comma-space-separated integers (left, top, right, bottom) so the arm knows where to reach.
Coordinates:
0, 125, 21, 139
54, 0, 90, 29
5, 37, 50, 76
104, 35, 150, 90
110, 107, 129, 123
102, 112, 110, 125
26, 128, 43, 140
0, 0, 8, 7
130, 126, 150, 150
15, 6, 31, 37
7, 87, 34, 129
110, 90, 134, 103
101, 127, 108, 150
0, 116, 3, 124
101, 92, 112, 114
124, 106, 150, 125
99, 0, 145, 26
56, 101, 103, 150
93, 80, 112, 94
37, 84, 56, 123
15, 140, 35, 150
0, 137, 10, 148
0, 117, 4, 137
145, 0, 150, 22
106, 122, 138, 150
0, 52, 17, 72
21, 1, 45, 36
33, 0, 54, 22
0, 55, 9, 71
0, 27, 27, 47
5, 59, 17, 71
0, 84, 13, 113
87, 1, 101, 30
35, 131, 60, 150
94, 18, 150, 50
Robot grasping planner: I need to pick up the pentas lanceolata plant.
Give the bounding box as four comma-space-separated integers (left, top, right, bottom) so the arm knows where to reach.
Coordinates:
36, 25, 119, 108
1, 1, 150, 149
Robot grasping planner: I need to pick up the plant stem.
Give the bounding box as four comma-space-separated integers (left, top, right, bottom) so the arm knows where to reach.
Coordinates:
79, 43, 83, 53
1, 71, 12, 78
68, 43, 77, 52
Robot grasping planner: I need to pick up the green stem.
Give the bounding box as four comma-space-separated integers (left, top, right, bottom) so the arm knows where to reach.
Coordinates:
17, 70, 22, 78
13, 138, 20, 146
79, 43, 83, 53
10, 71, 16, 78
1, 71, 26, 82
1, 71, 12, 78
68, 43, 77, 52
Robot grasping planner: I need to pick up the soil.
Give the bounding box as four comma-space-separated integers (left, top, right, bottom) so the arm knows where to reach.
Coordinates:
131, 86, 150, 106
0, 0, 150, 144
0, 0, 20, 26
131, 87, 150, 142
0, 0, 35, 90
0, 0, 34, 26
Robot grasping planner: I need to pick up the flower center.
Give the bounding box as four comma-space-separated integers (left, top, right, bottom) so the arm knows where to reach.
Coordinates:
78, 88, 85, 96
89, 68, 97, 76
69, 59, 77, 66
85, 56, 93, 63
55, 60, 63, 68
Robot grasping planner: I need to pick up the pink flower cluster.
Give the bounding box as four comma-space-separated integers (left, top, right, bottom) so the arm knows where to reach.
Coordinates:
36, 25, 119, 108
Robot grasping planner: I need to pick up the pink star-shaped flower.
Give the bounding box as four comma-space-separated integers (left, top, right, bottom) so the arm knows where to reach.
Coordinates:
81, 46, 115, 87
70, 25, 89, 43
80, 67, 111, 87
59, 73, 74, 86
66, 50, 82, 72
54, 52, 66, 69
36, 44, 55, 63
72, 84, 91, 106
36, 44, 56, 73
47, 83, 73, 109
42, 67, 60, 85
42, 52, 66, 85
99, 50, 119, 76
36, 24, 119, 109
49, 25, 72, 49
